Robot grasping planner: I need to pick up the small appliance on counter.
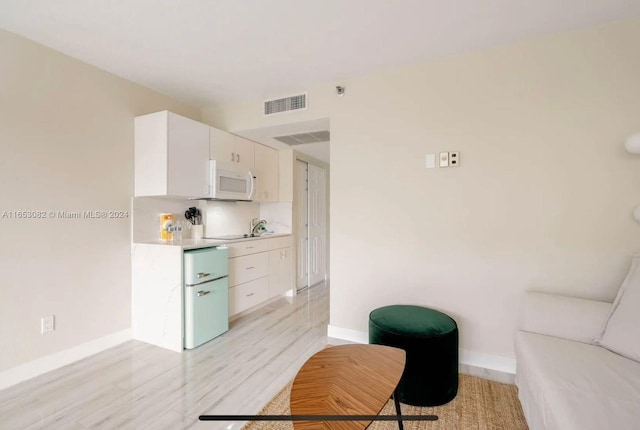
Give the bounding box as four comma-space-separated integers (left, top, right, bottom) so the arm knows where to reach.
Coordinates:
185, 206, 203, 239
183, 246, 229, 349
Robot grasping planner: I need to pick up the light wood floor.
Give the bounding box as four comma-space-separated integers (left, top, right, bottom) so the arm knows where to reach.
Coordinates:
0, 282, 330, 430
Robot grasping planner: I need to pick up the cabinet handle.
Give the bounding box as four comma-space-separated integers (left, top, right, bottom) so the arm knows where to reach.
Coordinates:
246, 266, 254, 270
197, 272, 210, 278
231, 152, 235, 162
246, 292, 255, 297
197, 290, 211, 297
236, 153, 240, 163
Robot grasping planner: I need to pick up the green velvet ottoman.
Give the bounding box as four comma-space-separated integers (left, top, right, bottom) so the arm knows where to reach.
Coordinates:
369, 305, 458, 406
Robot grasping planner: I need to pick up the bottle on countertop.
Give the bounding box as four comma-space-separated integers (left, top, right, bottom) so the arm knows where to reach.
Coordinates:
160, 213, 174, 241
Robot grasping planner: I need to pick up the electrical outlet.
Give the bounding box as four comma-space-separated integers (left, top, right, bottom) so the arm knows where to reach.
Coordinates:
439, 152, 449, 167
450, 151, 459, 167
41, 315, 54, 334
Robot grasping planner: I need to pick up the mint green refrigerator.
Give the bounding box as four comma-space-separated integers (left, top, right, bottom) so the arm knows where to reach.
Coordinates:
184, 246, 229, 349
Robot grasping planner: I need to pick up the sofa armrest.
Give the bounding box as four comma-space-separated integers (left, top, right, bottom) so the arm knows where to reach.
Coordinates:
520, 292, 611, 344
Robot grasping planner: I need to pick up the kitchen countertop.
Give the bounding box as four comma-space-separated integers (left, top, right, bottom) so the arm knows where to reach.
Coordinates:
133, 233, 292, 250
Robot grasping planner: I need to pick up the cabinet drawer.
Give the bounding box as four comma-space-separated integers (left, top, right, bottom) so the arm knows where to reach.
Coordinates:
229, 252, 269, 286
226, 240, 270, 258
229, 276, 268, 316
267, 236, 293, 250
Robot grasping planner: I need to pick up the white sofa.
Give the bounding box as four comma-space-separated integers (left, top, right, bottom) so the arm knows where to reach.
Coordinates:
515, 292, 640, 430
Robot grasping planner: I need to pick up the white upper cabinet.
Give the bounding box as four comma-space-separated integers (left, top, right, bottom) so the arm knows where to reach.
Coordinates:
234, 136, 255, 171
209, 127, 255, 171
209, 127, 235, 165
135, 111, 210, 198
254, 143, 279, 202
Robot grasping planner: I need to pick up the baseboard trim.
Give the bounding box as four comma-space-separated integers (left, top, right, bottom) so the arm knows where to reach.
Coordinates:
0, 329, 132, 390
327, 324, 369, 344
327, 324, 516, 375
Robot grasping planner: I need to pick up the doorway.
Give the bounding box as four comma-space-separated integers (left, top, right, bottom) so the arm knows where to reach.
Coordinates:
295, 159, 327, 291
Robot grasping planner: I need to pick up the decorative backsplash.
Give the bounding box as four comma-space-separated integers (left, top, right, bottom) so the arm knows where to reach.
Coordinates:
260, 202, 293, 234
131, 197, 194, 242
202, 200, 260, 237
131, 197, 293, 242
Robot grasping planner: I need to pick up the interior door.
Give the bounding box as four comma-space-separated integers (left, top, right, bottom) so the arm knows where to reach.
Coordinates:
295, 160, 309, 290
307, 163, 326, 286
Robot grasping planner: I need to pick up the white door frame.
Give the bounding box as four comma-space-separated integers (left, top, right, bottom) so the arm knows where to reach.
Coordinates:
294, 158, 328, 291
294, 159, 309, 290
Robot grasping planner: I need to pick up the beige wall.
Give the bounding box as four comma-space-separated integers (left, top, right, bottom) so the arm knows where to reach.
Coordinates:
205, 18, 640, 360
0, 29, 199, 372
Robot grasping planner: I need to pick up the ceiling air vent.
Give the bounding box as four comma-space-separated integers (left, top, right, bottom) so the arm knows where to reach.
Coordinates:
264, 93, 307, 116
273, 130, 330, 146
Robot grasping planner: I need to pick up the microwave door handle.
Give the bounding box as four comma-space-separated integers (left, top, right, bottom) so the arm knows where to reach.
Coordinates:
248, 171, 255, 200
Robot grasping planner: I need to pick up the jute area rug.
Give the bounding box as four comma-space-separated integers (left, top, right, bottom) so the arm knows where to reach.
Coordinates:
243, 373, 528, 430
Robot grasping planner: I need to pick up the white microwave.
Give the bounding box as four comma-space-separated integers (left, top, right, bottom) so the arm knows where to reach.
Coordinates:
209, 160, 254, 201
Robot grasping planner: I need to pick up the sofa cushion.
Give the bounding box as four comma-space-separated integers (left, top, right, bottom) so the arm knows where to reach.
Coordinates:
598, 256, 640, 362
520, 292, 611, 344
515, 331, 640, 430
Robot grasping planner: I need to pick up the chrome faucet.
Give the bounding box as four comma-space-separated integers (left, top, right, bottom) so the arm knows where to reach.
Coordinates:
250, 218, 267, 236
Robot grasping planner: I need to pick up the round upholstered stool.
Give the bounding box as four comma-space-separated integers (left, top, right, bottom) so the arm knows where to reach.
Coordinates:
369, 305, 458, 406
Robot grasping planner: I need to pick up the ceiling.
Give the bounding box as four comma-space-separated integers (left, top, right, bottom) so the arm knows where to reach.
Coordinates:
2, 1, 640, 109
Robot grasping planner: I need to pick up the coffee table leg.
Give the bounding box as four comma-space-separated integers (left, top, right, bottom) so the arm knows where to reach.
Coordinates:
392, 391, 404, 430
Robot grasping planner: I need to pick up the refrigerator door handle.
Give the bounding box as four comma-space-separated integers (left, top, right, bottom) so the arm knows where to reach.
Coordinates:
185, 275, 228, 287
197, 272, 211, 279
197, 290, 211, 297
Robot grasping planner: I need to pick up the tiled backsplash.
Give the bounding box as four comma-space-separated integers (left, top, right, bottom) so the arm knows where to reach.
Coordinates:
202, 201, 259, 237
132, 197, 292, 242
131, 197, 195, 242
260, 202, 293, 234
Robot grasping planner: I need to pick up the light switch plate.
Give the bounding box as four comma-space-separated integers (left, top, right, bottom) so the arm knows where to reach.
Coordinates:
41, 315, 54, 334
425, 154, 436, 169
449, 151, 459, 167
439, 152, 449, 167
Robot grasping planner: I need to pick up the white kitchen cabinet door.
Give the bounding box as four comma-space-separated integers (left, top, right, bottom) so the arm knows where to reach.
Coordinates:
229, 276, 269, 316
225, 239, 271, 258
166, 113, 210, 197
253, 143, 279, 202
209, 127, 236, 166
135, 111, 210, 198
229, 252, 269, 287
268, 247, 293, 298
210, 129, 255, 171
233, 135, 255, 171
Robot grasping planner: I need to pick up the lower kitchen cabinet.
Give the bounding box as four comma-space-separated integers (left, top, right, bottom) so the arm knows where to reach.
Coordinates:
229, 252, 269, 286
132, 235, 294, 351
229, 277, 269, 315
269, 247, 293, 298
227, 235, 293, 317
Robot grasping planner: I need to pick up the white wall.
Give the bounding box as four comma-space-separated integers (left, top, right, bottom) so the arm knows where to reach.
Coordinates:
203, 18, 640, 362
0, 29, 199, 373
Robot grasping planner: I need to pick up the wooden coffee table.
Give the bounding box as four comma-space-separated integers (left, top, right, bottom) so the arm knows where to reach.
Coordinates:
290, 344, 406, 429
